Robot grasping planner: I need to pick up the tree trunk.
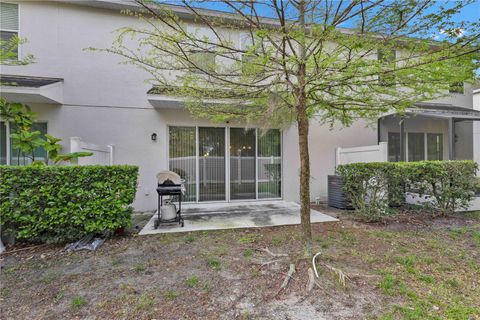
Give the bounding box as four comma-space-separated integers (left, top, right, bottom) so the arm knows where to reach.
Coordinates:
296, 0, 312, 257
297, 104, 312, 257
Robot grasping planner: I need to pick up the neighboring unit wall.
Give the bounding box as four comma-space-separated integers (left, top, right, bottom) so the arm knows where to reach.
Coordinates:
336, 142, 388, 166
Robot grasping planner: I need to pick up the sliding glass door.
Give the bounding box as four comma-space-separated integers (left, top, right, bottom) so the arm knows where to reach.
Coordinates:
168, 126, 281, 202
258, 130, 281, 199
230, 128, 256, 200
169, 126, 197, 202
199, 127, 226, 201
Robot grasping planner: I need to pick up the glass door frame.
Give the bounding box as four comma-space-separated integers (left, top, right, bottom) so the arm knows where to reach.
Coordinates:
167, 125, 283, 203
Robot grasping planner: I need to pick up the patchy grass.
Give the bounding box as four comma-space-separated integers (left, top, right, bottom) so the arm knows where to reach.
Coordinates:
206, 256, 221, 270
185, 275, 199, 288
243, 248, 254, 258
1, 210, 479, 319
70, 295, 87, 310
163, 289, 179, 300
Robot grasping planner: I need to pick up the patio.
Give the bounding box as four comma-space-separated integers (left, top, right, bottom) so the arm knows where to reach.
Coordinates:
139, 201, 338, 235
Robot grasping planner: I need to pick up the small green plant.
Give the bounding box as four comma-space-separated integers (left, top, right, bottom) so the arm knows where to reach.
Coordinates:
444, 278, 460, 288
185, 275, 199, 288
111, 258, 122, 267
418, 274, 434, 284
339, 229, 357, 244
472, 231, 480, 246
243, 248, 253, 258
133, 263, 146, 273
163, 289, 179, 300
238, 235, 257, 244
270, 236, 282, 246
207, 257, 221, 270
202, 282, 211, 292
136, 293, 154, 310
71, 295, 87, 309
184, 234, 196, 243
378, 273, 406, 296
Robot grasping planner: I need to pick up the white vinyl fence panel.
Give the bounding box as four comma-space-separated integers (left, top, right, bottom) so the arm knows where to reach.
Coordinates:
335, 142, 388, 167
70, 137, 114, 165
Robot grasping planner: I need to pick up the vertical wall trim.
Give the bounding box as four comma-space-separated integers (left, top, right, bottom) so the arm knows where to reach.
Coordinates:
5, 121, 11, 165
399, 118, 405, 161
448, 118, 455, 160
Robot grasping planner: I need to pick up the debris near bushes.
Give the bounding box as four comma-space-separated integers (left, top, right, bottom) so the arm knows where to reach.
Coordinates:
65, 234, 106, 252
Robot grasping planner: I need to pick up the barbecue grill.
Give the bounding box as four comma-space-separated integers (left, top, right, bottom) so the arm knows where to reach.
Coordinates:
155, 171, 185, 228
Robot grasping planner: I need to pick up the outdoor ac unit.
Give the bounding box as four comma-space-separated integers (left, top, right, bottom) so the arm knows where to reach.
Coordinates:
327, 175, 353, 210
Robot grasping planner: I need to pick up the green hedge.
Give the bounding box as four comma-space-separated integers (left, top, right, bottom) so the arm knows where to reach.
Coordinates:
337, 161, 478, 221
0, 165, 138, 243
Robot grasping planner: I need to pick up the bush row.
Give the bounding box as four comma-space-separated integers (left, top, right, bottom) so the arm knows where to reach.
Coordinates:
0, 165, 138, 243
336, 161, 478, 221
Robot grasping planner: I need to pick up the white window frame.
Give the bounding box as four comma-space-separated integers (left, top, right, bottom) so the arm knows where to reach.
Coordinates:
1, 1, 21, 62
167, 125, 283, 203
403, 132, 444, 162
0, 121, 47, 165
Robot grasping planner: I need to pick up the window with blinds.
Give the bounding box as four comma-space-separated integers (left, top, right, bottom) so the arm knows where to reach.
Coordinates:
1, 2, 19, 60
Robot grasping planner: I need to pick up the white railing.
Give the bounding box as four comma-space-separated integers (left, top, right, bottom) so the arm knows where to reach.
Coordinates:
70, 137, 114, 165
335, 142, 388, 167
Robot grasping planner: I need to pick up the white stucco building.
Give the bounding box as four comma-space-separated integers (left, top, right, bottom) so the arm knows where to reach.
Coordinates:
1, 0, 479, 211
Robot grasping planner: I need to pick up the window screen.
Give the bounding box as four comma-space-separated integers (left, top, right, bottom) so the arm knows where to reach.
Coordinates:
427, 133, 443, 160
408, 132, 425, 162
0, 2, 19, 60
388, 132, 401, 162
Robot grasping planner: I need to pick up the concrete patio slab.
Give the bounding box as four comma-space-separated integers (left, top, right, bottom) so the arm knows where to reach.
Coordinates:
139, 201, 338, 235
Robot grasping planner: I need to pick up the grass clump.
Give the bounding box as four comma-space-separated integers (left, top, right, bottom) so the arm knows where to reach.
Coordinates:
133, 263, 146, 273
163, 289, 179, 300
70, 295, 87, 310
185, 275, 199, 288
243, 248, 254, 258
184, 234, 196, 243
207, 257, 221, 270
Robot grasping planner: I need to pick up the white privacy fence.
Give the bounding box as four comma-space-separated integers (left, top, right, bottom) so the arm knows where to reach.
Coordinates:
335, 142, 388, 167
169, 155, 281, 184
70, 137, 114, 165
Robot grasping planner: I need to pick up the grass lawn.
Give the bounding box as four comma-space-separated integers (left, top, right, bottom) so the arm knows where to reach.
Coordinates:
1, 209, 479, 319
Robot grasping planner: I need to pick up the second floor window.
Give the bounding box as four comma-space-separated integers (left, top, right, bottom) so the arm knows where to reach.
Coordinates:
189, 51, 216, 74
0, 2, 19, 61
378, 49, 396, 87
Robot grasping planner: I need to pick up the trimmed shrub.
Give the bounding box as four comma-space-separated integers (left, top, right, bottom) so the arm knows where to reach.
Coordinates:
403, 161, 477, 215
337, 161, 477, 221
0, 165, 138, 243
336, 162, 403, 221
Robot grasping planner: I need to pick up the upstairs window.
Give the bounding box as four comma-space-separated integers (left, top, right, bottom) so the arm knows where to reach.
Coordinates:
0, 2, 19, 61
378, 49, 396, 87
188, 51, 216, 74
449, 82, 464, 94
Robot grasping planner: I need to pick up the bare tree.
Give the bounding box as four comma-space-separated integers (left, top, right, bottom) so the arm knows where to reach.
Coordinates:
99, 0, 479, 256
